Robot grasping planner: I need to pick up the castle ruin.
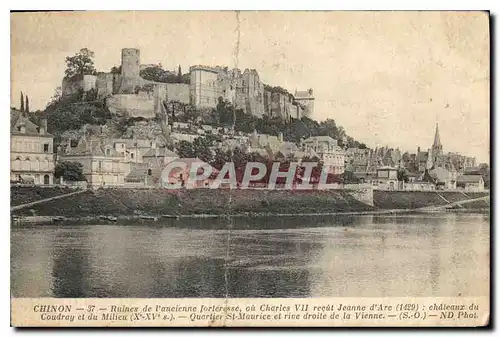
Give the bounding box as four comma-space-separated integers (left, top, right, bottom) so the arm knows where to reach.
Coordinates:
61, 48, 314, 120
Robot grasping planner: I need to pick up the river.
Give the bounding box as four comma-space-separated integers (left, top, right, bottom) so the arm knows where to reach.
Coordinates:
11, 213, 489, 298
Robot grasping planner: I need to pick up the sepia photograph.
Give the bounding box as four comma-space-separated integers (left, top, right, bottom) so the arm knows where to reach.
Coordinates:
9, 10, 490, 327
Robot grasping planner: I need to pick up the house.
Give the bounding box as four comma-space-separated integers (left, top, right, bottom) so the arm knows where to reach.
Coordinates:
429, 167, 457, 190
301, 136, 345, 175
10, 110, 55, 185
110, 138, 155, 164
172, 122, 191, 130
416, 147, 432, 172
373, 166, 399, 190
124, 162, 164, 187
170, 132, 199, 144
60, 137, 130, 187
142, 147, 178, 165
457, 175, 485, 191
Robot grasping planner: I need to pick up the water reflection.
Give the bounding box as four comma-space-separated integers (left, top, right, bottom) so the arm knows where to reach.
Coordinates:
11, 214, 489, 298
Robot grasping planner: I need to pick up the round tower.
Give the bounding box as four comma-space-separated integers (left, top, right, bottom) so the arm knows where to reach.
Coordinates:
121, 48, 140, 78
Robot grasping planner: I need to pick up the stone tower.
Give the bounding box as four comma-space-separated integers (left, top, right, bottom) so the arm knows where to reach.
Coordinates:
432, 123, 443, 156
121, 48, 140, 78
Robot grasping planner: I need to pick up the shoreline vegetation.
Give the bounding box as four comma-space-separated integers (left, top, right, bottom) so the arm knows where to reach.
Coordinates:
10, 186, 489, 225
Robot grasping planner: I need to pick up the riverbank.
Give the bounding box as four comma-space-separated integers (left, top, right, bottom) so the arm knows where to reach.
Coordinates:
373, 190, 489, 209
11, 187, 489, 222
11, 188, 376, 217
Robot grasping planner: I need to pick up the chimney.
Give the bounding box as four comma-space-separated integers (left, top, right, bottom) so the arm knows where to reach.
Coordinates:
417, 146, 420, 153
39, 119, 47, 135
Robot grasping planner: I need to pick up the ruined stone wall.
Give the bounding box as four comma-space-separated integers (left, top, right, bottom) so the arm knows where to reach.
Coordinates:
270, 92, 287, 119
106, 93, 156, 118
96, 73, 115, 99
166, 83, 190, 104
61, 74, 96, 96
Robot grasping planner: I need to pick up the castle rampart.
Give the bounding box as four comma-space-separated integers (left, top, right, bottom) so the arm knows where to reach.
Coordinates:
60, 47, 313, 120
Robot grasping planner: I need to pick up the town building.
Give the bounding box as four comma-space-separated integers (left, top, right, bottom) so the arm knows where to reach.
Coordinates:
456, 175, 485, 191
429, 166, 457, 190
10, 110, 55, 185
301, 136, 345, 175
60, 137, 131, 187
373, 166, 399, 190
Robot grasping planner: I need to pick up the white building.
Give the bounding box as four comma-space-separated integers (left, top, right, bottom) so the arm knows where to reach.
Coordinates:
60, 137, 130, 187
301, 136, 345, 175
10, 110, 55, 185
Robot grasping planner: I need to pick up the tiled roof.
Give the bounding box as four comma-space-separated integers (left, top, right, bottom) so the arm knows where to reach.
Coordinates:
10, 110, 52, 137
64, 137, 123, 157
143, 147, 178, 158
457, 175, 483, 184
302, 136, 337, 144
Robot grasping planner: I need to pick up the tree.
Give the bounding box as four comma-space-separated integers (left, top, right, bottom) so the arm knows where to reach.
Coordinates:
397, 168, 409, 182
20, 92, 24, 112
54, 161, 86, 181
176, 140, 196, 158
64, 48, 97, 78
140, 65, 165, 82
110, 65, 121, 74
25, 95, 30, 113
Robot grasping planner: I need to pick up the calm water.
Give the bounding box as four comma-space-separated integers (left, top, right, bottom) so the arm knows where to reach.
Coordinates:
11, 214, 489, 298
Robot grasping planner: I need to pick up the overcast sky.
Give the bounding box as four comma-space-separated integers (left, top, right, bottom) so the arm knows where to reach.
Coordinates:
11, 11, 490, 162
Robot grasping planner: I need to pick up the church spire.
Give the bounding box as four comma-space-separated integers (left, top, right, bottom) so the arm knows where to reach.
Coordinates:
432, 123, 443, 155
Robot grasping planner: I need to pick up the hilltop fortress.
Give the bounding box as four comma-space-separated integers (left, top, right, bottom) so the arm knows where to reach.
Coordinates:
61, 48, 314, 120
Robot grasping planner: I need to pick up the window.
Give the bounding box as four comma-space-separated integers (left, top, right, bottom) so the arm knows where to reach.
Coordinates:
121, 144, 124, 149
98, 161, 102, 171
131, 153, 134, 159
147, 169, 152, 176
43, 144, 49, 153
106, 149, 111, 156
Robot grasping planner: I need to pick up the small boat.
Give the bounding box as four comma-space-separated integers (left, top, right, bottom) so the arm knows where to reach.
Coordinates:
139, 215, 158, 221
52, 216, 67, 222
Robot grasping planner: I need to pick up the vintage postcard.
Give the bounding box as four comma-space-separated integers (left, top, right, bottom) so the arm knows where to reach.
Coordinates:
10, 11, 490, 327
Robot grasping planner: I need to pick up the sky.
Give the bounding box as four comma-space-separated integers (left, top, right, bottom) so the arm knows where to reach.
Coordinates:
10, 11, 490, 162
